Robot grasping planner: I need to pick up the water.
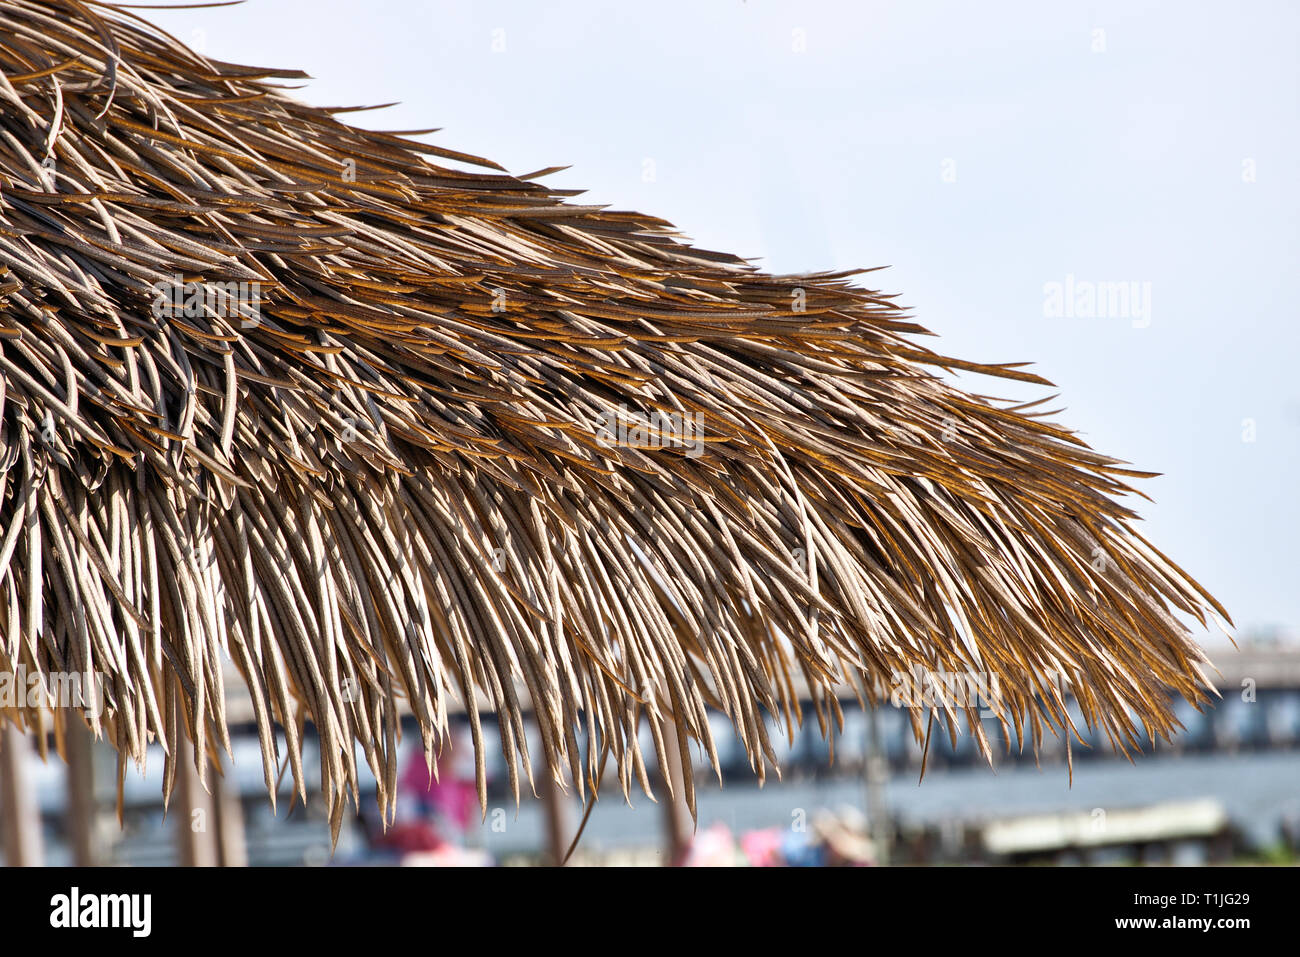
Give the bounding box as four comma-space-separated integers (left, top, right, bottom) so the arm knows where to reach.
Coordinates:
23, 730, 1299, 863
472, 750, 1300, 856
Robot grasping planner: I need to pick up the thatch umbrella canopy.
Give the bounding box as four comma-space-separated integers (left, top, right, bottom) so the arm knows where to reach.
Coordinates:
0, 0, 1227, 834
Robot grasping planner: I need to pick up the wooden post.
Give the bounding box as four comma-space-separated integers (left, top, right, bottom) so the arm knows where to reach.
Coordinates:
864, 702, 892, 865
657, 716, 692, 866
850, 670, 892, 866
174, 734, 218, 867
212, 751, 248, 867
538, 760, 569, 866
0, 723, 44, 866
64, 717, 97, 866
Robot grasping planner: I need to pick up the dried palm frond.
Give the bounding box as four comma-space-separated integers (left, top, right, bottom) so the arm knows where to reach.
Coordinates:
0, 0, 1227, 833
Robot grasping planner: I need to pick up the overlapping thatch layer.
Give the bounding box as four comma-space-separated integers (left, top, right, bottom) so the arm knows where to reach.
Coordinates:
0, 0, 1226, 832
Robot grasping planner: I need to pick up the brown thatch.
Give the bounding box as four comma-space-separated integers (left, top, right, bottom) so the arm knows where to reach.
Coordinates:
0, 0, 1227, 833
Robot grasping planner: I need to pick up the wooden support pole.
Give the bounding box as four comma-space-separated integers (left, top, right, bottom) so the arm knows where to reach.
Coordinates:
538, 760, 570, 866
212, 751, 248, 867
173, 733, 218, 867
864, 703, 892, 866
0, 723, 44, 866
657, 716, 692, 867
64, 717, 97, 866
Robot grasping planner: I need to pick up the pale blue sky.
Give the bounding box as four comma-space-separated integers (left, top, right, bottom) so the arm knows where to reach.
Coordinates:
145, 1, 1300, 644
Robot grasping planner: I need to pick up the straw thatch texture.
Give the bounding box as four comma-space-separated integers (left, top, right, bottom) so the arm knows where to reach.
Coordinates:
0, 0, 1226, 831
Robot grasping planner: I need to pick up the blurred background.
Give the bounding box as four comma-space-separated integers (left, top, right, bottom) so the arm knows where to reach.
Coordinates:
3, 637, 1300, 866
1, 0, 1297, 865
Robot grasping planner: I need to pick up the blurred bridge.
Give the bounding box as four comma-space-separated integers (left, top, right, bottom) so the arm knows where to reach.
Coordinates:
210, 642, 1300, 781
9, 643, 1297, 866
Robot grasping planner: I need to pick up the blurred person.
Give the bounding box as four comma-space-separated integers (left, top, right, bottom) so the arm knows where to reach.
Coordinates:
399, 728, 478, 847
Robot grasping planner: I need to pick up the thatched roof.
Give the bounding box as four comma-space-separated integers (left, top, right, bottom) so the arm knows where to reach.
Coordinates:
0, 0, 1226, 832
